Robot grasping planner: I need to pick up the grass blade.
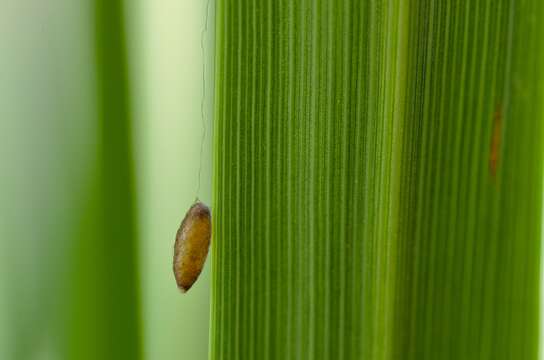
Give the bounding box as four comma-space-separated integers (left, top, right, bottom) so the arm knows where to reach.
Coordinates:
211, 1, 544, 358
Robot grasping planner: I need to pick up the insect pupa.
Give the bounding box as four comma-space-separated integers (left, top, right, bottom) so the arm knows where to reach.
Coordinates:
173, 201, 211, 293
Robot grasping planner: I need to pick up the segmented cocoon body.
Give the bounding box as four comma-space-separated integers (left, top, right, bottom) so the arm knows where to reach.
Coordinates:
173, 201, 211, 293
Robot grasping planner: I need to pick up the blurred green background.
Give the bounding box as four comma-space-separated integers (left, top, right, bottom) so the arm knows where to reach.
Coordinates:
0, 0, 212, 359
